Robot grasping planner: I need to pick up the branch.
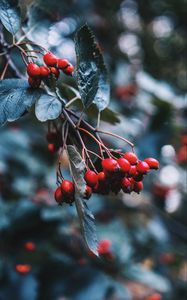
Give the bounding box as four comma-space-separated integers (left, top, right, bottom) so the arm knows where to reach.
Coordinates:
0, 25, 25, 79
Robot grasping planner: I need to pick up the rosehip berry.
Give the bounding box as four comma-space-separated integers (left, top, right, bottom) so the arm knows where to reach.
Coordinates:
84, 185, 92, 200
40, 66, 50, 77
145, 293, 162, 300
97, 172, 107, 183
63, 64, 74, 75
27, 63, 41, 77
92, 182, 100, 193
97, 239, 111, 255
43, 52, 57, 66
15, 264, 31, 274
144, 157, 159, 169
54, 186, 63, 203
123, 152, 138, 165
84, 170, 98, 187
133, 181, 143, 193
128, 165, 137, 176
28, 77, 41, 88
57, 58, 69, 69
159, 253, 175, 264
117, 157, 131, 173
121, 177, 131, 193
50, 67, 60, 78
48, 143, 58, 153
136, 161, 150, 174
61, 180, 75, 197
102, 158, 119, 173
24, 241, 36, 251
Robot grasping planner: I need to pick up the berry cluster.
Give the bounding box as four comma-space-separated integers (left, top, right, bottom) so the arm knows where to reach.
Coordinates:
83, 153, 159, 196
55, 180, 75, 204
54, 151, 159, 205
27, 52, 74, 88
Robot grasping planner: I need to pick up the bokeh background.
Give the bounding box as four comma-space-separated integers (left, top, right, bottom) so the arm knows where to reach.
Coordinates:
0, 0, 186, 299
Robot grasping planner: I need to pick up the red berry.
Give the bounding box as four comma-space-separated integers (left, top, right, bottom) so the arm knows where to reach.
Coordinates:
43, 52, 57, 66
48, 143, 58, 153
128, 165, 137, 176
146, 293, 162, 300
15, 264, 31, 274
63, 64, 74, 75
84, 170, 98, 187
24, 241, 36, 251
97, 239, 111, 255
117, 158, 131, 173
121, 177, 132, 193
28, 77, 41, 88
84, 185, 92, 200
27, 63, 41, 77
133, 172, 144, 182
133, 181, 143, 193
123, 152, 138, 165
61, 180, 75, 197
50, 67, 60, 78
57, 58, 69, 69
92, 182, 100, 193
181, 134, 187, 145
136, 161, 150, 174
54, 186, 63, 203
97, 172, 107, 183
102, 158, 119, 173
40, 66, 50, 77
159, 253, 175, 264
144, 157, 159, 170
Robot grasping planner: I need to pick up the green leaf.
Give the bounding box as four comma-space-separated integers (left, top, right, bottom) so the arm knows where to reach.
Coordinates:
0, 79, 41, 126
35, 94, 63, 122
86, 104, 120, 125
75, 24, 110, 111
67, 145, 98, 256
0, 0, 21, 35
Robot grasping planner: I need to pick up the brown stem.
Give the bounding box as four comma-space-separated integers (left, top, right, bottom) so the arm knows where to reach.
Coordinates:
0, 60, 9, 79
62, 110, 97, 172
96, 129, 134, 149
0, 26, 25, 79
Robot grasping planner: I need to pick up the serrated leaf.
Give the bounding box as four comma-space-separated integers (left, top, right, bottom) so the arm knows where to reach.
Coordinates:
35, 94, 63, 122
67, 145, 98, 256
67, 145, 86, 196
75, 24, 110, 111
0, 0, 21, 35
0, 79, 41, 126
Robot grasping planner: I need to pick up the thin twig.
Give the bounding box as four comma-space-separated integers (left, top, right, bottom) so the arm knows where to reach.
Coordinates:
96, 111, 101, 129
0, 26, 25, 79
65, 96, 80, 108
87, 149, 102, 160
96, 129, 134, 149
0, 60, 9, 80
